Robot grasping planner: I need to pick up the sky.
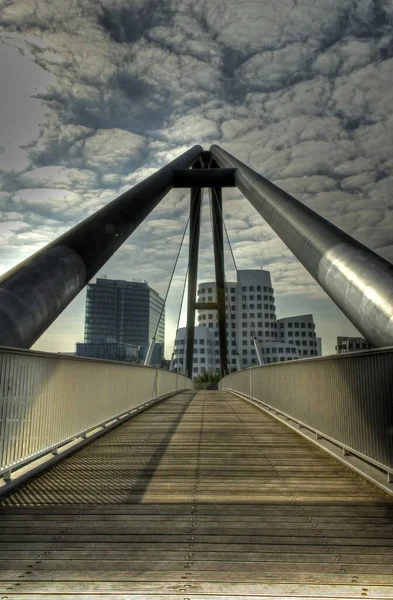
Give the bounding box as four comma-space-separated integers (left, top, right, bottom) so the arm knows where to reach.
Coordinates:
0, 0, 392, 358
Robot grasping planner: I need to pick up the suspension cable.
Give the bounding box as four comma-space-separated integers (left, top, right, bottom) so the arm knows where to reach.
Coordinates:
212, 194, 256, 338
151, 210, 191, 344
171, 266, 188, 372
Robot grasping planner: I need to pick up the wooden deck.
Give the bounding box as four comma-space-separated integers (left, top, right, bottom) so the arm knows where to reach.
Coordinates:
1, 390, 393, 599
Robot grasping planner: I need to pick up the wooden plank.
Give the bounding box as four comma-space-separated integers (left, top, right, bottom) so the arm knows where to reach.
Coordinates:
1, 390, 393, 598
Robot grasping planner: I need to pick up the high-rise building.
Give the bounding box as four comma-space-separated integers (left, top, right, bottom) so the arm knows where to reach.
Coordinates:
171, 269, 321, 375
335, 336, 371, 354
84, 277, 165, 350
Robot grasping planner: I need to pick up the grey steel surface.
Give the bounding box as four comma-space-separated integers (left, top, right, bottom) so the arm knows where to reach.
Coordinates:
172, 168, 236, 187
220, 348, 393, 472
1, 390, 393, 599
0, 346, 192, 476
0, 146, 202, 349
185, 180, 203, 379
210, 144, 393, 348
211, 186, 228, 377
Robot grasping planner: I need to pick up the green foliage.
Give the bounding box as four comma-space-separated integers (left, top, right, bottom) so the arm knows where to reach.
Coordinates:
193, 370, 221, 384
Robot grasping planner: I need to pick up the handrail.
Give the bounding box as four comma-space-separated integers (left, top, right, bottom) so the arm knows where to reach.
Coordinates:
0, 347, 192, 480
220, 348, 393, 489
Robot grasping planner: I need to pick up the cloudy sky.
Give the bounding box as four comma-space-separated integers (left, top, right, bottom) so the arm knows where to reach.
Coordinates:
1, 0, 392, 357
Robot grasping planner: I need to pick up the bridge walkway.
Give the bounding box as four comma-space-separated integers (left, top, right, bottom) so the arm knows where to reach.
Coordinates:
1, 390, 393, 599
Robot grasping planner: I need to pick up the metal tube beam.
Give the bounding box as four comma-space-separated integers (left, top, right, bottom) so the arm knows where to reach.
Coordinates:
173, 168, 236, 188
211, 187, 228, 377
0, 146, 203, 348
195, 302, 219, 310
144, 337, 156, 366
210, 144, 393, 348
185, 185, 203, 378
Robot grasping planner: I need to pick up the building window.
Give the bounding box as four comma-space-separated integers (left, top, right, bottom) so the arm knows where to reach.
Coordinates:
242, 349, 248, 355
249, 295, 254, 300
193, 367, 198, 373
288, 322, 292, 327
257, 304, 262, 309
257, 286, 261, 291
242, 331, 247, 336
258, 322, 262, 327
200, 348, 205, 354
242, 358, 247, 364
201, 288, 205, 294
208, 287, 212, 293
295, 331, 299, 337
301, 332, 306, 337
232, 340, 236, 346
242, 340, 247, 346
242, 313, 247, 318
302, 341, 307, 346
295, 322, 299, 328
303, 349, 308, 355
251, 349, 256, 355
249, 286, 254, 291
288, 331, 293, 337
301, 323, 305, 328
257, 295, 261, 300
264, 304, 269, 309
208, 323, 213, 328
208, 296, 212, 302
279, 347, 283, 353
200, 358, 205, 364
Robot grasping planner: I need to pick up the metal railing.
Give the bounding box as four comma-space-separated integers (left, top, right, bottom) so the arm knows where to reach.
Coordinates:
220, 348, 393, 486
0, 347, 192, 478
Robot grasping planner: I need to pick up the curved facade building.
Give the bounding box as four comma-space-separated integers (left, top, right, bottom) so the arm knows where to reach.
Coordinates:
172, 269, 322, 376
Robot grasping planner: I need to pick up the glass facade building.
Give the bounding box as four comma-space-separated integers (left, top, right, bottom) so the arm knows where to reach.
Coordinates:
84, 278, 165, 349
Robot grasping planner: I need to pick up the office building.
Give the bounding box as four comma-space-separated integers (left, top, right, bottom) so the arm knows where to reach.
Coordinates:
336, 336, 372, 354
171, 269, 321, 375
83, 277, 165, 358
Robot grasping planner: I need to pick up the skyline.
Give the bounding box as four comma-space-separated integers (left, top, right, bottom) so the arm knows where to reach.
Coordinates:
1, 1, 392, 357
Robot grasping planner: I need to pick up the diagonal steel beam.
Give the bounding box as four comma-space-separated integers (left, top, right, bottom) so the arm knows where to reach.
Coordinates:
0, 146, 203, 348
210, 144, 393, 348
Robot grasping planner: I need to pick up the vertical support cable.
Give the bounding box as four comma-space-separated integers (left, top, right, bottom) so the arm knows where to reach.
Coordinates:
185, 186, 202, 379
253, 337, 264, 365
211, 187, 228, 377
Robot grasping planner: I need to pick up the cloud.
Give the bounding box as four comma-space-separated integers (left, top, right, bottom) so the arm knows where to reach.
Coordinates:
0, 0, 393, 356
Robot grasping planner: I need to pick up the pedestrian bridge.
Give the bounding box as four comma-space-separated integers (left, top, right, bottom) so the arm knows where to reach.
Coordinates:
1, 145, 393, 598
1, 348, 393, 599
